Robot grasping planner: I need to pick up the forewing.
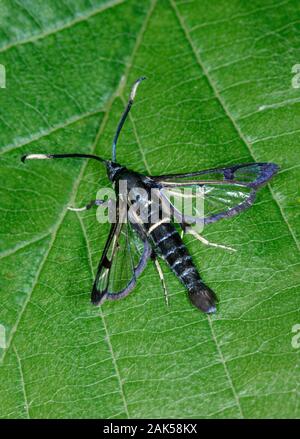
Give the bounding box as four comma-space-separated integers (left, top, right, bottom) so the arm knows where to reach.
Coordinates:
152, 163, 278, 225
152, 162, 279, 188
91, 218, 151, 305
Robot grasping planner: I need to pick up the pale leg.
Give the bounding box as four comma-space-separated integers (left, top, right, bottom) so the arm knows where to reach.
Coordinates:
187, 228, 236, 252
154, 257, 169, 306
68, 199, 105, 212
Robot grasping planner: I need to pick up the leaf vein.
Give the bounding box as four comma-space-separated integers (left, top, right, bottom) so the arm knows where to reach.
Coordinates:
13, 345, 30, 419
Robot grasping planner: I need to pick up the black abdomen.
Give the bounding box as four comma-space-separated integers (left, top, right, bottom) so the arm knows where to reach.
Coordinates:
148, 222, 217, 313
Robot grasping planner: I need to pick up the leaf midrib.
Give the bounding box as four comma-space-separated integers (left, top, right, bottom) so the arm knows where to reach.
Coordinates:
76, 211, 130, 418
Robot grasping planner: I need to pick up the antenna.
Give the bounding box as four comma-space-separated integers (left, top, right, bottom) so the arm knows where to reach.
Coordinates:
112, 76, 146, 162
21, 153, 107, 164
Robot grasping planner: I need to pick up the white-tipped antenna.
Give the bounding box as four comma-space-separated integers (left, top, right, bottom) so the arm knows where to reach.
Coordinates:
21, 154, 52, 161
112, 76, 146, 163
21, 153, 107, 164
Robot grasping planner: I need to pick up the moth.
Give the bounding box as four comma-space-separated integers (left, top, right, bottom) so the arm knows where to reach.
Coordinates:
22, 77, 279, 313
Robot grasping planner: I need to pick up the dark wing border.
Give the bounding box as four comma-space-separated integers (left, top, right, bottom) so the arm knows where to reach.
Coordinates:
91, 217, 151, 306
151, 162, 279, 189
151, 162, 279, 225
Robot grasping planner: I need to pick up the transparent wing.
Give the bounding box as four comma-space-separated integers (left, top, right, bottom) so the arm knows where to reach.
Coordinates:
152, 163, 279, 225
152, 162, 278, 187
91, 213, 151, 305
160, 182, 256, 225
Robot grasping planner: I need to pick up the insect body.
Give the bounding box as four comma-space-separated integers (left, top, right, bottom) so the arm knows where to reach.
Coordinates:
22, 78, 279, 313
148, 221, 217, 312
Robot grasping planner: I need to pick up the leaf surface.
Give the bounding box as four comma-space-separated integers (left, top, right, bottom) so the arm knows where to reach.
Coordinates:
0, 0, 299, 418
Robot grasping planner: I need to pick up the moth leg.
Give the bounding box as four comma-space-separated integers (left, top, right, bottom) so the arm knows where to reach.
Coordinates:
152, 255, 169, 306
180, 222, 187, 239
68, 199, 105, 212
187, 228, 236, 252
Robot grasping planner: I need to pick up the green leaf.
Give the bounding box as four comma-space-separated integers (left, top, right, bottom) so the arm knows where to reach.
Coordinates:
0, 0, 299, 419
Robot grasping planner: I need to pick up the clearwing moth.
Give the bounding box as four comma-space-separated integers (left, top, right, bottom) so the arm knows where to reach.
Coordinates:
22, 77, 279, 313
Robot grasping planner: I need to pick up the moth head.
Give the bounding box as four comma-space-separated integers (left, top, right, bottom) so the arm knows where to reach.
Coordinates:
106, 161, 124, 181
